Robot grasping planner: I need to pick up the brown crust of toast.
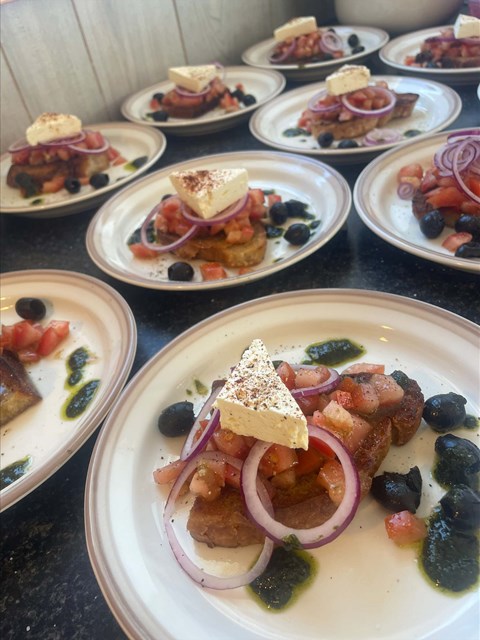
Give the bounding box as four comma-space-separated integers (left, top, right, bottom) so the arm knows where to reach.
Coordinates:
161, 95, 223, 119
0, 351, 42, 426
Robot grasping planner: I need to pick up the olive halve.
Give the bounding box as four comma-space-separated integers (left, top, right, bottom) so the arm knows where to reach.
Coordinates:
419, 210, 445, 239
455, 242, 480, 259
423, 392, 467, 432
440, 484, 480, 532
455, 214, 480, 241
371, 466, 422, 513
157, 401, 195, 437
15, 297, 47, 321
269, 201, 288, 225
168, 262, 194, 282
284, 223, 310, 245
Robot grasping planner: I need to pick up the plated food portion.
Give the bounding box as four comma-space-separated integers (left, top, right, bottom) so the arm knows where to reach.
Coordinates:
86, 151, 351, 290
0, 270, 136, 511
242, 24, 389, 81
1, 119, 166, 217
121, 66, 285, 136
249, 70, 461, 163
85, 289, 479, 640
354, 129, 480, 273
380, 21, 480, 84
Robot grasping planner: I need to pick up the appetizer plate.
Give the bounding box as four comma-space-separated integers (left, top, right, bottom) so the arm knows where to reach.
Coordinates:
249, 75, 461, 165
0, 123, 167, 218
85, 288, 479, 640
86, 150, 351, 291
121, 66, 286, 136
242, 26, 389, 82
354, 129, 480, 274
0, 270, 136, 511
379, 26, 480, 85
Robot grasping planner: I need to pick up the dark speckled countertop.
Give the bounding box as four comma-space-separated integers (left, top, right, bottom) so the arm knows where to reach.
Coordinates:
1, 55, 479, 640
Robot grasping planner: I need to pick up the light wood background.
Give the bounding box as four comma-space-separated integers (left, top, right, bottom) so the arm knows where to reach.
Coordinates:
0, 0, 335, 152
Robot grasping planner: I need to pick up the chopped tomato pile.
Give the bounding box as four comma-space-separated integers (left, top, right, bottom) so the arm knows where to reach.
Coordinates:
150, 78, 241, 113
405, 28, 480, 68
1, 319, 70, 363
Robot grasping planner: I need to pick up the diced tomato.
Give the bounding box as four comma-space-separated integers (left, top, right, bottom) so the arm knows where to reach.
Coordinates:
237, 266, 252, 275
322, 400, 353, 434
295, 365, 330, 389
36, 320, 69, 357
189, 463, 224, 501
224, 462, 241, 489
13, 321, 43, 350
398, 163, 424, 181
384, 511, 427, 546
329, 389, 354, 409
308, 428, 336, 458
295, 446, 325, 476
442, 232, 473, 253
426, 186, 466, 209
467, 176, 480, 198
420, 168, 438, 193
350, 381, 379, 414
276, 361, 296, 389
212, 428, 250, 459
112, 155, 127, 166
84, 130, 106, 150
200, 262, 227, 281
153, 459, 187, 484
48, 320, 70, 339
317, 459, 345, 506
267, 193, 281, 207
297, 394, 322, 416
259, 444, 298, 478
249, 188, 266, 207
107, 146, 120, 161
342, 363, 385, 375
129, 243, 159, 259
343, 414, 372, 453
42, 175, 65, 193
0, 324, 15, 350
150, 98, 161, 110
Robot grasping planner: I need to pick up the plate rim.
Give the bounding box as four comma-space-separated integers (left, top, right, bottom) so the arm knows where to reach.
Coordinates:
249, 74, 462, 158
0, 122, 167, 216
120, 65, 286, 130
241, 25, 390, 72
0, 268, 137, 511
353, 127, 480, 273
84, 287, 479, 640
85, 149, 352, 291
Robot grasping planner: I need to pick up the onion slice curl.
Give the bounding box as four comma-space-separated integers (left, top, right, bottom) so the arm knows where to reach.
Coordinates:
289, 365, 340, 399
180, 380, 225, 461
140, 198, 199, 253
341, 87, 396, 119
180, 193, 249, 227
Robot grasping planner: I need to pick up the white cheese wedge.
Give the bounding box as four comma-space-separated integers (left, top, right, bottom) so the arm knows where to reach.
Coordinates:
169, 168, 248, 220
214, 339, 308, 450
26, 112, 82, 145
326, 64, 370, 96
274, 16, 317, 42
453, 14, 480, 39
168, 65, 219, 93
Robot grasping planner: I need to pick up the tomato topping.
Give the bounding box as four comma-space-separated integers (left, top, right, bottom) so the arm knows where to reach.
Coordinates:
384, 511, 427, 546
153, 459, 187, 485
442, 232, 473, 253
212, 429, 250, 459
259, 444, 298, 478
42, 175, 66, 193
426, 186, 467, 209
276, 361, 296, 389
12, 321, 43, 350
398, 163, 424, 181
295, 446, 325, 476
317, 459, 345, 506
36, 320, 70, 356
129, 243, 159, 259
200, 262, 227, 281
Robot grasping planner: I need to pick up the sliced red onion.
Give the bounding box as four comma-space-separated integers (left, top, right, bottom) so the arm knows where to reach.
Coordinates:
425, 35, 456, 43
67, 138, 109, 155
140, 200, 199, 253
397, 182, 416, 200
180, 193, 249, 227
363, 128, 402, 146
268, 39, 296, 63
452, 139, 480, 205
43, 131, 86, 147
241, 425, 360, 548
8, 137, 37, 153
320, 31, 343, 53
341, 87, 396, 119
163, 451, 274, 589
447, 129, 480, 142
174, 84, 211, 98
180, 380, 225, 461
307, 90, 341, 114
289, 366, 340, 399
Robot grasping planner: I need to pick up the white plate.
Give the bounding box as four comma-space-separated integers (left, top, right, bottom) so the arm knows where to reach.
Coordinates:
0, 270, 136, 511
121, 66, 286, 136
85, 289, 480, 640
86, 151, 351, 291
379, 26, 480, 85
250, 75, 461, 164
242, 26, 389, 81
354, 129, 480, 274
0, 123, 167, 218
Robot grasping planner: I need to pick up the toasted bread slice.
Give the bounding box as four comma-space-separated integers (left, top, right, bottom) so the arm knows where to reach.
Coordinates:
162, 95, 223, 119
0, 351, 42, 426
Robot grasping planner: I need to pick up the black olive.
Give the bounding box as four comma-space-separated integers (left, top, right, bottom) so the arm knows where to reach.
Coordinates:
455, 214, 480, 241
242, 94, 257, 106
161, 193, 173, 201
351, 45, 365, 54
434, 434, 480, 489
151, 110, 169, 122
404, 129, 422, 138
230, 88, 245, 101
269, 201, 288, 225
415, 50, 433, 63
423, 392, 467, 432
14, 172, 39, 197
131, 156, 148, 169
348, 33, 360, 47
89, 173, 109, 189
455, 242, 480, 259
419, 210, 445, 239
371, 466, 422, 513
284, 223, 310, 245
157, 401, 195, 437
153, 92, 165, 102
15, 297, 47, 321
317, 132, 334, 148
338, 139, 359, 149
440, 484, 480, 531
284, 199, 308, 218
64, 177, 81, 194
168, 262, 194, 282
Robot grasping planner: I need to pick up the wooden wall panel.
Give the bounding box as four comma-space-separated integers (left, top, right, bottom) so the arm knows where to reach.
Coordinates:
270, 0, 336, 27
0, 49, 31, 150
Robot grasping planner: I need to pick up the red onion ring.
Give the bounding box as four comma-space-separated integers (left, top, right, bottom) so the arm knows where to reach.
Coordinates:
8, 138, 39, 153
434, 136, 480, 178
268, 39, 296, 63
42, 131, 86, 147
319, 31, 343, 53
140, 200, 200, 253
447, 130, 480, 142
425, 35, 456, 43
397, 182, 416, 200
180, 193, 249, 227
363, 128, 402, 146
67, 138, 109, 155
241, 425, 360, 548
180, 380, 225, 461
174, 85, 211, 98
341, 87, 396, 119
289, 366, 340, 399
452, 139, 480, 205
307, 90, 341, 114
163, 451, 274, 589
